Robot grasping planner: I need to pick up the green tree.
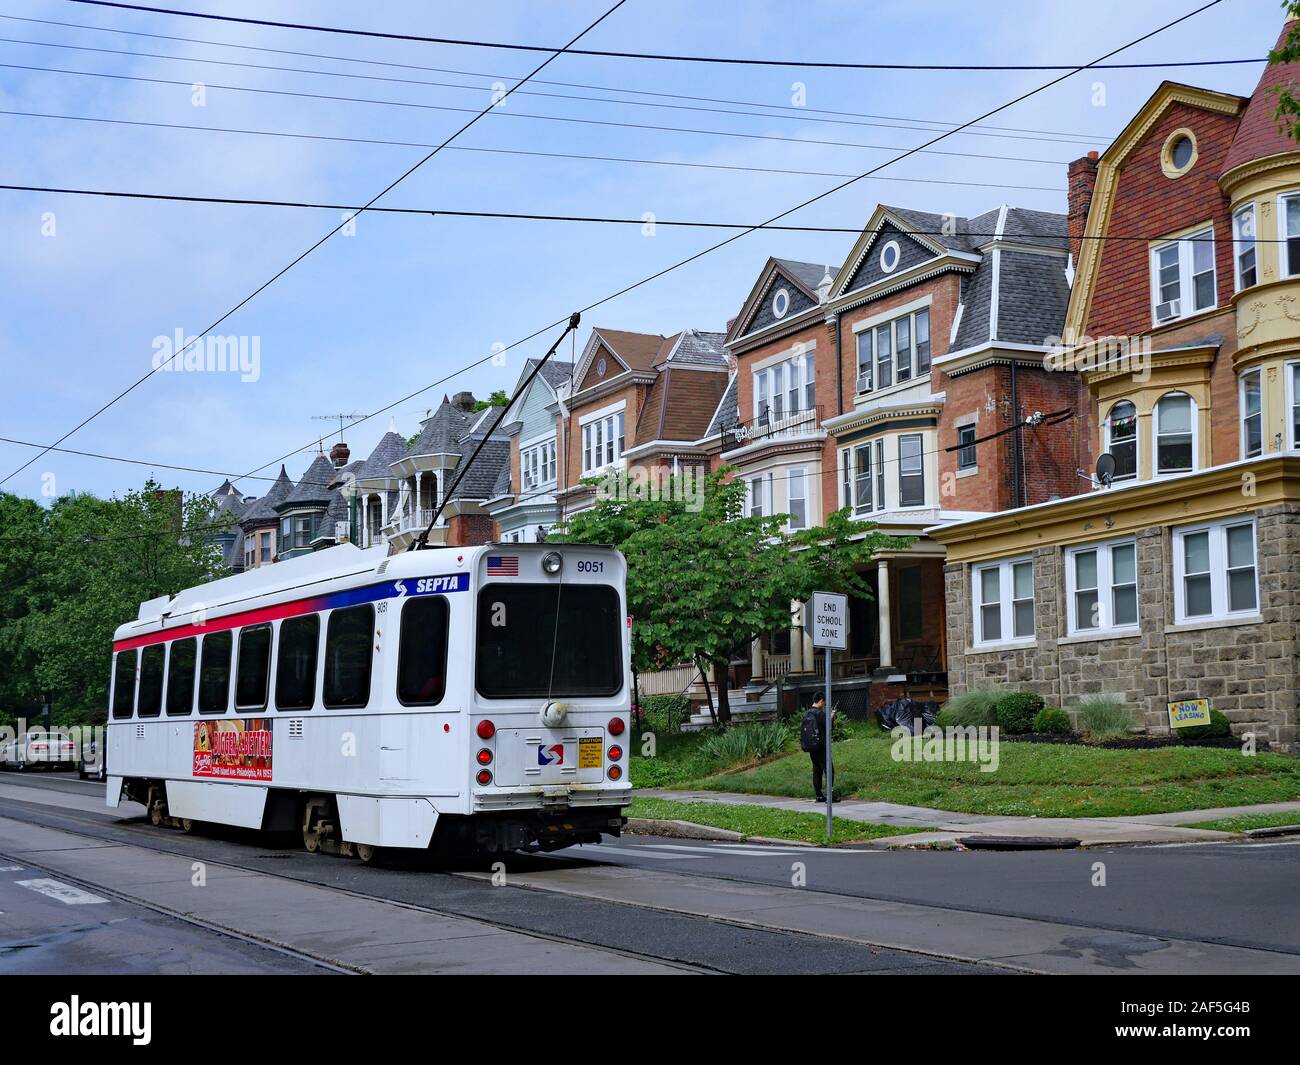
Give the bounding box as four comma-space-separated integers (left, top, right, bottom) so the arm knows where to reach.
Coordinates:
1270, 4, 1300, 138
0, 480, 231, 725
473, 389, 510, 412
553, 469, 908, 725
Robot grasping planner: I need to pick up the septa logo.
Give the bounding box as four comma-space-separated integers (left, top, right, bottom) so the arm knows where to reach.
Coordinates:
537, 743, 564, 766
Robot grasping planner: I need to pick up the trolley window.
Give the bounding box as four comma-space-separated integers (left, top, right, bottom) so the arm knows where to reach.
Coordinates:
324, 604, 374, 709
397, 597, 449, 706
111, 649, 138, 719
166, 637, 197, 716
137, 644, 165, 718
476, 584, 622, 698
198, 631, 233, 714
235, 624, 272, 710
275, 614, 319, 710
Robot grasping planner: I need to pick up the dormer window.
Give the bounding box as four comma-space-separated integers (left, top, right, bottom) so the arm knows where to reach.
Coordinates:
1151, 228, 1215, 324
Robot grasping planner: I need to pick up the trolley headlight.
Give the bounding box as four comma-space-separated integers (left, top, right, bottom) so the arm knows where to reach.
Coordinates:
541, 551, 563, 576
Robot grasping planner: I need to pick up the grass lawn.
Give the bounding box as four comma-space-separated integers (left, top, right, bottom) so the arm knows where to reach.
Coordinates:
628, 796, 924, 845
1183, 811, 1300, 833
682, 731, 1300, 818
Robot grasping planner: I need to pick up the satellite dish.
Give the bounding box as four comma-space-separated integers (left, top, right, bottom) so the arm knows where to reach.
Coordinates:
1095, 452, 1116, 487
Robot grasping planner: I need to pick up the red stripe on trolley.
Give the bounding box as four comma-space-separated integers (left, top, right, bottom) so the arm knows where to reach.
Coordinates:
112, 596, 321, 653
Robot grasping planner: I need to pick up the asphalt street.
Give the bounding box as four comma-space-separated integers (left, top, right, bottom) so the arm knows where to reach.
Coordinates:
0, 770, 1296, 974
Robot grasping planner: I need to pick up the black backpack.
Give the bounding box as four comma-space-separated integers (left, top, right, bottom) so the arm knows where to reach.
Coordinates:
799, 708, 825, 751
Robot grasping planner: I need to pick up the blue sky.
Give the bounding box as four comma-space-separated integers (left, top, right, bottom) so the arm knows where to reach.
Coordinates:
0, 0, 1286, 503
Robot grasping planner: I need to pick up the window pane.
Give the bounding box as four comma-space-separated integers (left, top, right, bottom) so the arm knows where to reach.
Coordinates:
235, 625, 272, 709
1012, 561, 1033, 601
1075, 590, 1099, 630
166, 637, 197, 716
1289, 198, 1300, 275
1183, 530, 1210, 574
916, 310, 931, 371
980, 604, 1001, 642
1228, 569, 1257, 613
896, 317, 911, 381
899, 435, 924, 506
1184, 574, 1213, 617
275, 615, 319, 710
1113, 585, 1138, 626
397, 597, 449, 706
1226, 524, 1254, 570
979, 567, 1000, 606
1158, 394, 1191, 434
876, 324, 892, 388
853, 446, 871, 510
856, 331, 872, 391
198, 631, 233, 714
324, 605, 375, 709
1191, 232, 1213, 273
476, 584, 622, 698
1112, 543, 1136, 586
1013, 600, 1035, 639
1074, 549, 1098, 590
112, 650, 138, 719
138, 644, 165, 718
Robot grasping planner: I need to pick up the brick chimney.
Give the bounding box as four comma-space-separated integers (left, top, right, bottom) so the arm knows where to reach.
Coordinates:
452, 390, 477, 412
1067, 151, 1100, 268
329, 441, 350, 467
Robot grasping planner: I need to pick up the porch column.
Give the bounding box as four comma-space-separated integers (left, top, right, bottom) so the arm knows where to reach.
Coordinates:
750, 637, 763, 678
789, 599, 804, 673
877, 558, 893, 670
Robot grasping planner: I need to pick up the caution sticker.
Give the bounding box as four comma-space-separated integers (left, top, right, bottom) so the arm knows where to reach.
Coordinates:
578, 736, 603, 768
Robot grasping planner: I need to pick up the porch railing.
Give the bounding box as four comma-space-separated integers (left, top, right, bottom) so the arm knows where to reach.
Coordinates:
722, 404, 823, 451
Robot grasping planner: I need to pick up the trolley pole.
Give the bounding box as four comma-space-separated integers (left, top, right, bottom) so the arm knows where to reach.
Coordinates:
808, 592, 848, 844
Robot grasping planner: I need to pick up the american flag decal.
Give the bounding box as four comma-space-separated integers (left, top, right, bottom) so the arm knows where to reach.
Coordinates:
487, 555, 519, 576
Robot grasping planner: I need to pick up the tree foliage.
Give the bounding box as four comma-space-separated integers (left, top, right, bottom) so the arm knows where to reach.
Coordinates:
552, 468, 909, 723
0, 481, 230, 725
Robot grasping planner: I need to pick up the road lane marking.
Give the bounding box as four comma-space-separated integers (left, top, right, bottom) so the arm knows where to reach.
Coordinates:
15, 878, 108, 905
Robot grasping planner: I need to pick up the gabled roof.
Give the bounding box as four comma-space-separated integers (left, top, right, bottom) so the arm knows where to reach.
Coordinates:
632, 365, 729, 447
518, 356, 574, 394
727, 256, 838, 344
278, 453, 337, 510
664, 328, 728, 367
592, 328, 669, 372
240, 465, 293, 526
355, 430, 409, 481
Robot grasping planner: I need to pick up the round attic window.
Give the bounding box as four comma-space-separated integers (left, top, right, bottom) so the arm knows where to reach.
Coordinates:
1161, 129, 1198, 178
879, 240, 901, 273
596, 357, 608, 377
772, 287, 790, 319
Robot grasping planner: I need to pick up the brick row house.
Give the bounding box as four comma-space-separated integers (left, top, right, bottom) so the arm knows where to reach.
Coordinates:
930, 20, 1300, 752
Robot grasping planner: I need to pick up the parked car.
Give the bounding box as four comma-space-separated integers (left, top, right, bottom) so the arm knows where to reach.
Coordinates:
78, 740, 107, 782
0, 733, 79, 771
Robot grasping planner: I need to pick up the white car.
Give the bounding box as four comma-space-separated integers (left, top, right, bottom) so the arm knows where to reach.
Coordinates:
78, 741, 107, 782
0, 734, 79, 771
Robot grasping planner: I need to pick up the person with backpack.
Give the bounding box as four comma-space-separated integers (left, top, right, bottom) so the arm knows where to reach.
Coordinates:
799, 693, 834, 803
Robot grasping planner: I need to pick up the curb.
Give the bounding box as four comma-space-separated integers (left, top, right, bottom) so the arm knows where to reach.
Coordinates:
958, 835, 1082, 851
1244, 824, 1300, 839
626, 817, 745, 842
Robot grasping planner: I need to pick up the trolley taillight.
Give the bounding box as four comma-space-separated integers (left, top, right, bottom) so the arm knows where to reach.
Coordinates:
476, 769, 493, 786
607, 716, 625, 736
476, 720, 496, 740
476, 748, 493, 766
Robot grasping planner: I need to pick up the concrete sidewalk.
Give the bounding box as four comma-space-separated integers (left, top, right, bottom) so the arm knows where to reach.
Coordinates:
635, 789, 1300, 847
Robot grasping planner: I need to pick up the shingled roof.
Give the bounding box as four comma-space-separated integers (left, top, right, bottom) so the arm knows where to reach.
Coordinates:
278, 453, 337, 510
1223, 20, 1300, 175
408, 397, 474, 456
355, 430, 409, 482
240, 465, 293, 526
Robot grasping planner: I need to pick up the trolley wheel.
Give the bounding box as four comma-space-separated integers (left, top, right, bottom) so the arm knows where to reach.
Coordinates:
180, 818, 196, 834
303, 827, 321, 853
148, 792, 168, 827
355, 843, 378, 864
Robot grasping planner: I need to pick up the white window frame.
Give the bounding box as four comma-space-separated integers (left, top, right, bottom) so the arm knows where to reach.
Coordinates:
897, 433, 926, 508
748, 472, 774, 518
521, 433, 557, 492
1233, 203, 1257, 290
1278, 191, 1300, 279
1150, 227, 1216, 325
753, 349, 815, 422
1172, 517, 1260, 625
851, 305, 930, 396
839, 442, 882, 516
1065, 538, 1139, 636
1287, 359, 1300, 451
1153, 391, 1198, 477
579, 402, 625, 475
1103, 399, 1139, 483
971, 556, 1035, 647
787, 466, 807, 530
1240, 370, 1263, 460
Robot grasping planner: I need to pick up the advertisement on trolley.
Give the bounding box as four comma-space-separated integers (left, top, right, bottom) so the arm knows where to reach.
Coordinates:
192, 718, 273, 782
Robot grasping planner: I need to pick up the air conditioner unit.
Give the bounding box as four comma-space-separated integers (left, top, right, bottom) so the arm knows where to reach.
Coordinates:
857, 374, 872, 393
1156, 298, 1180, 321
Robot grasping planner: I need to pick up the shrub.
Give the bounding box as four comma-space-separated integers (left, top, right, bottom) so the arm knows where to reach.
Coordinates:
1074, 694, 1132, 740
936, 686, 1004, 728
995, 691, 1045, 734
1176, 708, 1232, 741
1033, 707, 1073, 735
701, 721, 791, 766
640, 694, 690, 735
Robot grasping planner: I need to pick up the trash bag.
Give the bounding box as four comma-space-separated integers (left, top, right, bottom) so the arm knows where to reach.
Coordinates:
875, 697, 939, 734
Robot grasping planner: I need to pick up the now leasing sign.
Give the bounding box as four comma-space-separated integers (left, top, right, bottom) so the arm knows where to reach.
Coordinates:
1168, 698, 1213, 729
808, 592, 848, 650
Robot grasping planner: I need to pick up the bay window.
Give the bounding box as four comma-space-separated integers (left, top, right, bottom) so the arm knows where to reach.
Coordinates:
1151, 227, 1215, 324
1240, 371, 1262, 459
1282, 193, 1300, 277
898, 434, 925, 507
1233, 204, 1257, 289
841, 442, 882, 515
1104, 400, 1138, 481
972, 557, 1035, 645
788, 467, 807, 529
1066, 539, 1138, 635
580, 408, 624, 474
522, 436, 557, 490
1154, 392, 1195, 475
1173, 518, 1258, 623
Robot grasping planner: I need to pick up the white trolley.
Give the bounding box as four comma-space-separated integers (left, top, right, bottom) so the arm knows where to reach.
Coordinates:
106, 542, 633, 859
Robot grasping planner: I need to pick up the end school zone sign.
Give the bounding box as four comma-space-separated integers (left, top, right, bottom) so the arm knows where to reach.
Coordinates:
808, 592, 848, 650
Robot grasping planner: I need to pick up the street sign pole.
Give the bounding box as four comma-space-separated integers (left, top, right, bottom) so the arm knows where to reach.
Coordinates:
807, 591, 848, 843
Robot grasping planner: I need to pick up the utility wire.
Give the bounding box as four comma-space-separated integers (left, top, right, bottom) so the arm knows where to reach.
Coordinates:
0, 108, 1066, 193
202, 0, 1232, 493
0, 13, 1118, 142
0, 32, 1105, 147
0, 0, 631, 488
0, 60, 1082, 167
67, 0, 1260, 71
0, 182, 1268, 240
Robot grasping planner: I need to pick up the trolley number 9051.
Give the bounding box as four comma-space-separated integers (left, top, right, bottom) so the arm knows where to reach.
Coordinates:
576, 560, 605, 573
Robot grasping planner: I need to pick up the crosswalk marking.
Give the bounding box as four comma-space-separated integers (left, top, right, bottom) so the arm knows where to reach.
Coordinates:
15, 878, 109, 905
